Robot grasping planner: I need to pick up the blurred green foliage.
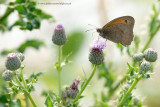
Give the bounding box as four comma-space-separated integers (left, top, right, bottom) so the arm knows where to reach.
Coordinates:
62, 31, 85, 59
1, 39, 45, 56
142, 1, 160, 52
0, 84, 22, 107
0, 0, 54, 32
44, 91, 61, 107
0, 0, 5, 4
98, 62, 114, 88
0, 0, 54, 56
149, 2, 160, 37
0, 94, 22, 107
25, 72, 43, 92
45, 95, 53, 107
0, 67, 43, 106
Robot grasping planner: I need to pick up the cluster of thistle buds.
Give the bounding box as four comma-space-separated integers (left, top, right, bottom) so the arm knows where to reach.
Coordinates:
133, 48, 158, 72
61, 79, 80, 105
2, 53, 25, 81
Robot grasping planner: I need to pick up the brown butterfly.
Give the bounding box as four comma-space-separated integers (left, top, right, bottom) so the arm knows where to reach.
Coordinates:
96, 16, 135, 46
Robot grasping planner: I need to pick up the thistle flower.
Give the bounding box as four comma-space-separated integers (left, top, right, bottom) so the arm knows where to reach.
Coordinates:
5, 53, 21, 71
89, 38, 106, 65
66, 88, 79, 99
133, 53, 144, 62
2, 70, 13, 81
92, 38, 106, 50
62, 78, 80, 99
71, 78, 80, 90
52, 24, 66, 45
140, 61, 151, 72
144, 48, 157, 62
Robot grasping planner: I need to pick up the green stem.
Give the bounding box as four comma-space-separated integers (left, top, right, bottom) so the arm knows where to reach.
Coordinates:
19, 67, 30, 107
13, 71, 37, 107
13, 71, 22, 86
0, 8, 14, 22
58, 70, 61, 96
58, 46, 62, 68
20, 68, 28, 89
25, 94, 29, 107
117, 75, 142, 107
23, 90, 37, 107
57, 46, 62, 96
73, 65, 97, 103
107, 74, 128, 100
142, 23, 160, 52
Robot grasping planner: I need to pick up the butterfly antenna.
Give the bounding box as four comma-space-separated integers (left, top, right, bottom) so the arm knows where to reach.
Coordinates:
88, 24, 97, 28
85, 24, 98, 32
85, 28, 96, 32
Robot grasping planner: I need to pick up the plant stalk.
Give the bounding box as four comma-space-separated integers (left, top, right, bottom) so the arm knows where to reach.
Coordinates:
58, 71, 61, 96
58, 46, 62, 96
142, 23, 160, 52
107, 74, 128, 100
20, 68, 28, 89
13, 71, 37, 107
117, 75, 142, 107
0, 8, 14, 22
25, 94, 29, 107
23, 90, 37, 107
73, 65, 97, 103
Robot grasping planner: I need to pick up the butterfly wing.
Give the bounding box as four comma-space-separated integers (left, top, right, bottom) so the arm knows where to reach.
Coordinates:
102, 16, 135, 46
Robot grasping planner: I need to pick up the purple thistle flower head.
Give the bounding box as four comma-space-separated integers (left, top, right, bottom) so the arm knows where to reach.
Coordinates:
56, 24, 63, 30
71, 78, 80, 90
92, 38, 106, 50
61, 78, 80, 100
8, 53, 17, 57
89, 38, 105, 65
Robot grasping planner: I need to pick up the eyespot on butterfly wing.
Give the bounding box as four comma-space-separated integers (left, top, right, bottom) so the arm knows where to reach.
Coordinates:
97, 16, 135, 46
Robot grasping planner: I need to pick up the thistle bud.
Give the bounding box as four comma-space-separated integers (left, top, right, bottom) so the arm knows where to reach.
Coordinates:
144, 48, 157, 62
123, 84, 130, 90
61, 78, 80, 99
133, 97, 139, 105
66, 88, 79, 99
52, 24, 66, 45
67, 79, 80, 98
133, 53, 144, 62
2, 70, 13, 81
5, 53, 21, 71
17, 53, 25, 62
89, 49, 104, 65
140, 61, 151, 72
